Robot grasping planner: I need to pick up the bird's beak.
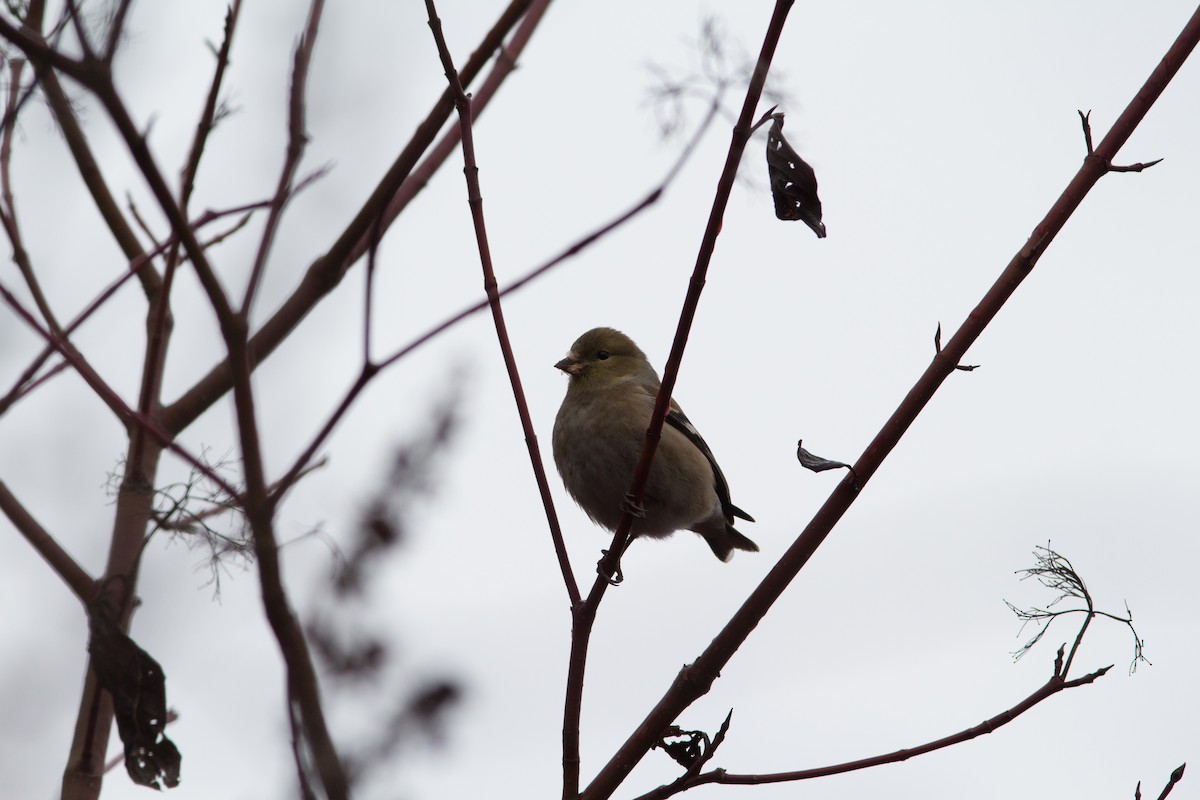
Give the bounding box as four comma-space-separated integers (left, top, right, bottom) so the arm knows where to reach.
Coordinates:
555, 355, 583, 376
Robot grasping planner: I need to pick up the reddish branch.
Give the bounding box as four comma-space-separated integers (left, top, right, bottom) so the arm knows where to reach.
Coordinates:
242, 0, 318, 313
0, 480, 97, 603
0, 202, 264, 419
580, 7, 1200, 800
634, 651, 1110, 800
159, 0, 539, 436
422, 1, 580, 610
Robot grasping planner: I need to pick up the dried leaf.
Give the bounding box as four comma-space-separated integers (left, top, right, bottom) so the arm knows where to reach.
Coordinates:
654, 726, 709, 768
766, 114, 826, 238
796, 439, 850, 473
88, 601, 181, 790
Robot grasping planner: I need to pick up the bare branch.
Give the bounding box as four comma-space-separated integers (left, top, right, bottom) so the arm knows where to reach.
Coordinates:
161, 0, 540, 437
0, 281, 239, 498
632, 661, 1112, 799
0, 478, 97, 603
242, 0, 321, 313
0, 15, 160, 296
0, 202, 265, 418
101, 0, 135, 62
179, 0, 242, 211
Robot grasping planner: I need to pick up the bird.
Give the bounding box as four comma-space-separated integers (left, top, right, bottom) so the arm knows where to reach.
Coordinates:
551, 327, 757, 561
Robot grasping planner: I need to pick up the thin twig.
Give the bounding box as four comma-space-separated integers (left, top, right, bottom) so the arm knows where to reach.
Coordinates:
424, 0, 578, 617
0, 479, 97, 603
101, 0, 136, 62
242, 0, 322, 313
0, 14, 160, 296
631, 660, 1111, 800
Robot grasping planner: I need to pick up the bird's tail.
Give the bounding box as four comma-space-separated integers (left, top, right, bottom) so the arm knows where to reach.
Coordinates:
701, 525, 759, 562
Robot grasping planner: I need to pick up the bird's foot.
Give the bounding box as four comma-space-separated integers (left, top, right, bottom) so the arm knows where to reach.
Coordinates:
620, 494, 646, 519
596, 549, 624, 585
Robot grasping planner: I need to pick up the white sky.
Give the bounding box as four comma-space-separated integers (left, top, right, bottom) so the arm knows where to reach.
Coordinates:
1, 2, 1198, 799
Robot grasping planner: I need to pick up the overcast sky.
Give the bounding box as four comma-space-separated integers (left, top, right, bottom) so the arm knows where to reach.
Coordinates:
1, 2, 1198, 799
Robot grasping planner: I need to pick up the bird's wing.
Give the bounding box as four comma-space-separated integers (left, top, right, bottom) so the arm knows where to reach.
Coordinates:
665, 404, 754, 523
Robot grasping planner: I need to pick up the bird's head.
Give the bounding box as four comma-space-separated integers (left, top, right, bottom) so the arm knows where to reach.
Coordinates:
555, 327, 655, 387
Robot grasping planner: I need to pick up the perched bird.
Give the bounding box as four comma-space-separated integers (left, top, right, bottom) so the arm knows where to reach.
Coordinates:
552, 327, 757, 561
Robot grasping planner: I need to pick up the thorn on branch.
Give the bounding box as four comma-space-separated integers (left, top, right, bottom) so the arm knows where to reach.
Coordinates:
934, 322, 980, 371
1079, 109, 1095, 154
1078, 109, 1164, 173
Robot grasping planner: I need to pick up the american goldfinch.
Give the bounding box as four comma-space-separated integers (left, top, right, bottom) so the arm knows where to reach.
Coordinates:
552, 327, 757, 562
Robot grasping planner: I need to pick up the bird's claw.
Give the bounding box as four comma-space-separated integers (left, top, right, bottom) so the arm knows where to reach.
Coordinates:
620, 494, 646, 519
596, 549, 624, 585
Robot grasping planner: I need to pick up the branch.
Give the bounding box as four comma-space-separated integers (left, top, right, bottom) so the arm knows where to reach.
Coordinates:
242, 0, 320, 313
424, 0, 580, 615
580, 6, 1200, 799
0, 479, 97, 604
634, 656, 1111, 799
0, 19, 159, 296
160, 0, 540, 437
370, 0, 552, 247
0, 202, 267, 418
0, 281, 240, 498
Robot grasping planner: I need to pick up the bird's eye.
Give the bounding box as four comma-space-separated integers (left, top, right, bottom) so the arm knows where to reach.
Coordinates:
596, 350, 610, 360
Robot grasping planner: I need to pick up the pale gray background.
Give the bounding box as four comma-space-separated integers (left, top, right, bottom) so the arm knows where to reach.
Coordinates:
1, 2, 1197, 799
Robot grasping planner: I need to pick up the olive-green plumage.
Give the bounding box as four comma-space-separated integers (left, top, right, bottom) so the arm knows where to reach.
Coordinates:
552, 327, 757, 562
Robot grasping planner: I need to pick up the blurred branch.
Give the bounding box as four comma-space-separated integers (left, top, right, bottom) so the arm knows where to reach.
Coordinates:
0, 201, 266, 418
0, 16, 159, 296
242, 0, 319, 313
161, 0, 541, 437
175, 0, 242, 228
0, 280, 239, 496
581, 6, 1200, 799
0, 478, 97, 603
101, 0, 136, 62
